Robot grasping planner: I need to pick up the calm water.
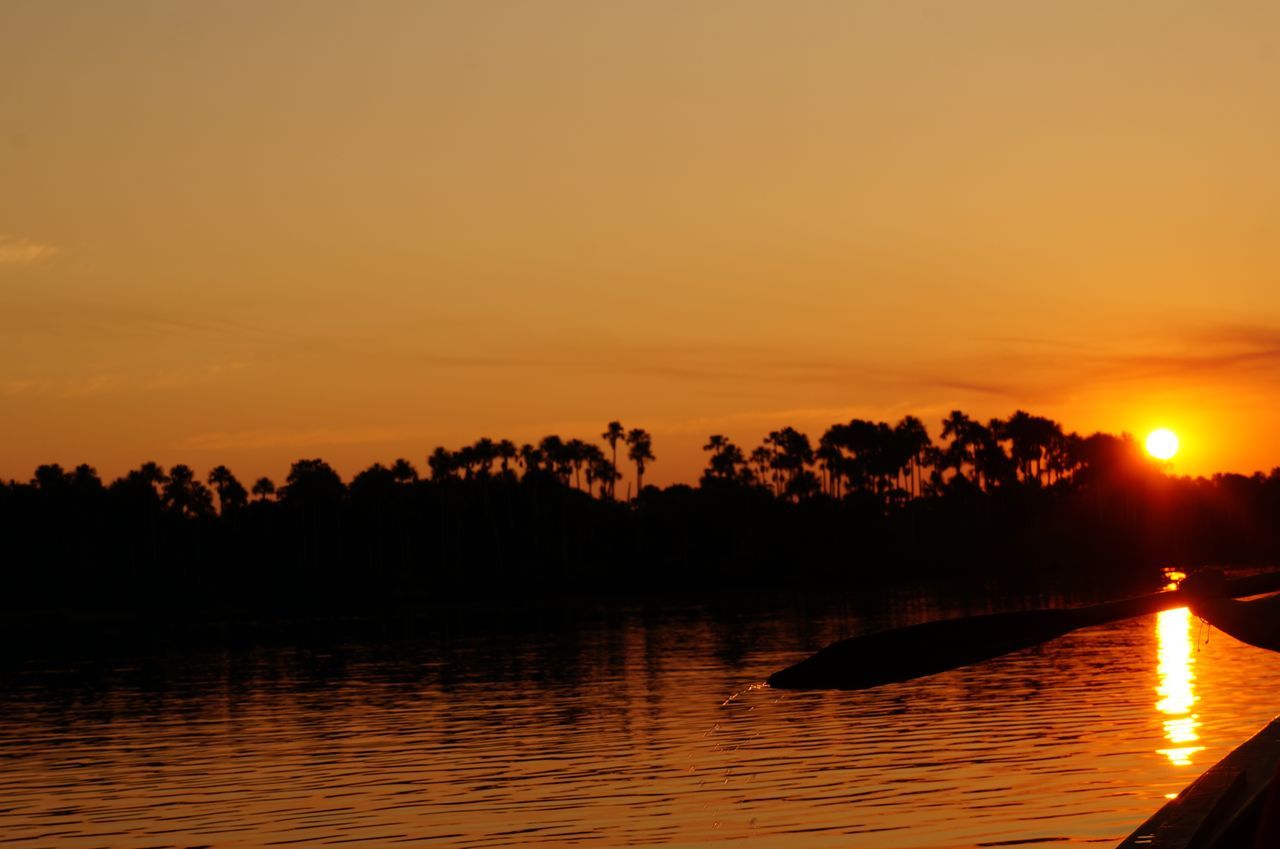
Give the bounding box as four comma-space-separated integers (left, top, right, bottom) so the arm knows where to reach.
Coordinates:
3, 591, 1280, 849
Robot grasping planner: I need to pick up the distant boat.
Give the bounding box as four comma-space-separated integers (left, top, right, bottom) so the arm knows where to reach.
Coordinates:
1117, 716, 1280, 848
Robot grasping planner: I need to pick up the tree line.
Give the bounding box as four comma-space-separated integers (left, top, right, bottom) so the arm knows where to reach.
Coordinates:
5, 410, 1280, 618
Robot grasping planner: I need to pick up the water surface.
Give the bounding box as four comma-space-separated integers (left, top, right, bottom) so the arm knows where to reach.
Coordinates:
3, 591, 1279, 848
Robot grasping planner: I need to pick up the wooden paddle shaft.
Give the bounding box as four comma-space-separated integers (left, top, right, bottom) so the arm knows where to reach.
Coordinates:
1079, 570, 1280, 627
767, 571, 1280, 691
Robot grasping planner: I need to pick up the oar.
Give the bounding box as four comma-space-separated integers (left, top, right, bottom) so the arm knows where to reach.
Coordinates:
767, 571, 1280, 691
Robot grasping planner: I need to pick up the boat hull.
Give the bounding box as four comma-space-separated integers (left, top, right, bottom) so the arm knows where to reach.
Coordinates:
1117, 717, 1280, 848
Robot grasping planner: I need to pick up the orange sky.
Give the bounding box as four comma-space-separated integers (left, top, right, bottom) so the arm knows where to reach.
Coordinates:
5, 2, 1280, 488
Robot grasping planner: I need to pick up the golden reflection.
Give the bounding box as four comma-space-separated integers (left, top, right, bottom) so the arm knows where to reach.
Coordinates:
1155, 605, 1204, 766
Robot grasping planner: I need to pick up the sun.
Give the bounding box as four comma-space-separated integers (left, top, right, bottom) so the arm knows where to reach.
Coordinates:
1146, 428, 1179, 461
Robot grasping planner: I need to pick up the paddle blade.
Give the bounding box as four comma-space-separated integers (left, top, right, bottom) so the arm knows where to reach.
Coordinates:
767, 608, 1084, 690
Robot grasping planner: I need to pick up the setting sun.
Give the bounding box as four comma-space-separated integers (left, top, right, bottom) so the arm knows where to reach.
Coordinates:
1147, 428, 1180, 461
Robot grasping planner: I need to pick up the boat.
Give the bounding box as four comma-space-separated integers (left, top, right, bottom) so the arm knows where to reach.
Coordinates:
1117, 716, 1280, 848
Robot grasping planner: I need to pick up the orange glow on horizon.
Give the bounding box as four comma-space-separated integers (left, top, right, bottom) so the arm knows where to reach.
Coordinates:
4, 5, 1280, 485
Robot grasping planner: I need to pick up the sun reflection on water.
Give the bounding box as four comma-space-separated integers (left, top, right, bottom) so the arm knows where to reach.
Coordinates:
1155, 604, 1204, 766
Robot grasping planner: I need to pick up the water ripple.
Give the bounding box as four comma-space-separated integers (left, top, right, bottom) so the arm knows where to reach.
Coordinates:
3, 598, 1280, 848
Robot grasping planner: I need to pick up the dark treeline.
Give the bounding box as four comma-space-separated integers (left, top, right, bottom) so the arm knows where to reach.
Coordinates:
5, 412, 1280, 617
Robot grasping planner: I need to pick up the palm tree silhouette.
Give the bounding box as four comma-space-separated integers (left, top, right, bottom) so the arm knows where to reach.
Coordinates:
471, 438, 497, 478
1032, 415, 1064, 485
32, 463, 68, 491
390, 458, 419, 484
428, 447, 455, 481
164, 464, 214, 518
748, 446, 771, 488
816, 427, 845, 497
625, 428, 654, 497
894, 416, 931, 498
602, 421, 625, 498
701, 435, 749, 485
581, 444, 606, 496
829, 420, 880, 498
539, 435, 570, 485
518, 443, 542, 477
940, 410, 977, 484
72, 463, 101, 491
1001, 410, 1035, 483
761, 431, 783, 496
762, 428, 813, 500
251, 477, 276, 501
496, 440, 518, 480
115, 462, 169, 571
207, 465, 248, 513
283, 459, 345, 502
1046, 430, 1083, 485
588, 454, 619, 498
976, 419, 1014, 490
130, 461, 169, 497
566, 439, 590, 490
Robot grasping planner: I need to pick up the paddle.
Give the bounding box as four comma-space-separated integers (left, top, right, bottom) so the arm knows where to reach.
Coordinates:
767, 571, 1280, 691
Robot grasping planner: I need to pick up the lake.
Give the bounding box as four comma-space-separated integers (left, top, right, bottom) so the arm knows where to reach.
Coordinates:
3, 587, 1280, 848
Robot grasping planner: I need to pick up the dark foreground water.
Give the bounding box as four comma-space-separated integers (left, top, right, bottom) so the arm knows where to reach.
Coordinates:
3, 588, 1280, 848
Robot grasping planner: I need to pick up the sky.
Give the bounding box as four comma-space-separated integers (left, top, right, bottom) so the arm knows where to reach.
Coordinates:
4, 1, 1280, 488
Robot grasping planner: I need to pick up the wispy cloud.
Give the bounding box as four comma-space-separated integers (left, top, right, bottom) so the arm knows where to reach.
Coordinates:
898, 323, 1280, 406
174, 425, 433, 453
0, 361, 252, 400
523, 323, 1280, 412
0, 235, 57, 265
0, 302, 276, 342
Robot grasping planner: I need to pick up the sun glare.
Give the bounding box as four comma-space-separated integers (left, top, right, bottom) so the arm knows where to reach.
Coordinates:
1146, 428, 1179, 461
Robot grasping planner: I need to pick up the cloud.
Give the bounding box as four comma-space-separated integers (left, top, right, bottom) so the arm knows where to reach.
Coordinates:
0, 361, 252, 401
174, 425, 433, 452
0, 302, 275, 342
2, 379, 36, 397
896, 323, 1280, 407
0, 235, 57, 265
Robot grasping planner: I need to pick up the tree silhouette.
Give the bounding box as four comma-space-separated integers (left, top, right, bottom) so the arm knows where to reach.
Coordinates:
251, 477, 276, 500
970, 419, 1012, 491
281, 459, 345, 572
472, 438, 497, 478
702, 435, 750, 486
518, 443, 542, 477
282, 459, 345, 503
1046, 431, 1083, 485
941, 410, 979, 486
390, 458, 419, 484
748, 446, 772, 488
129, 461, 169, 498
566, 439, 590, 490
602, 421, 625, 499
625, 428, 654, 496
579, 444, 606, 496
496, 440, 518, 480
4, 406, 1237, 620
894, 416, 932, 498
164, 464, 214, 518
763, 428, 814, 500
208, 465, 248, 514
829, 420, 882, 498
32, 463, 69, 492
72, 463, 103, 492
453, 444, 477, 479
816, 428, 845, 497
588, 453, 619, 498
539, 435, 570, 485
428, 447, 455, 481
